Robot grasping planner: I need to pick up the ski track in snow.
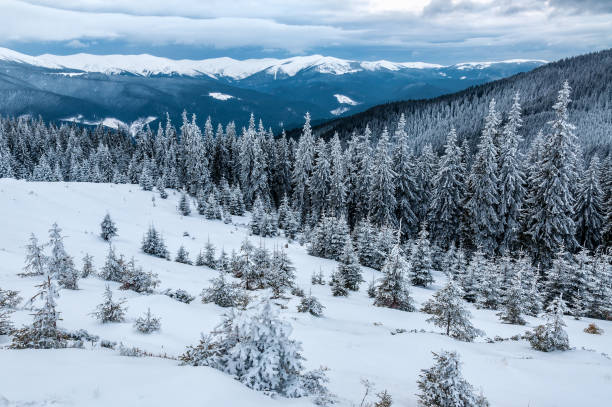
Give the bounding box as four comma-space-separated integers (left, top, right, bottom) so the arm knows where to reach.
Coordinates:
0, 180, 610, 407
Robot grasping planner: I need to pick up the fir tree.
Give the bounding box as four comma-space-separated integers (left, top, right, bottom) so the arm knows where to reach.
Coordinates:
527, 296, 570, 352
141, 225, 170, 259
21, 233, 46, 277
409, 223, 435, 287
330, 271, 348, 297
47, 223, 78, 289
337, 238, 363, 291
374, 244, 415, 312
175, 245, 192, 265
586, 253, 612, 320
11, 275, 67, 349
92, 285, 127, 323
99, 246, 127, 282
393, 114, 419, 237
100, 213, 118, 241
267, 249, 296, 299
417, 351, 489, 407
120, 258, 160, 294
156, 178, 168, 199
422, 280, 484, 342
369, 127, 397, 226
134, 308, 161, 334
203, 240, 217, 269
81, 253, 95, 278
297, 293, 325, 317
574, 156, 604, 250
178, 193, 192, 216
476, 259, 502, 310
497, 273, 526, 325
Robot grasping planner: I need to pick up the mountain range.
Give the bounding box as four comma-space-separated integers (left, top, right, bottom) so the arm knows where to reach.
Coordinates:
0, 47, 545, 131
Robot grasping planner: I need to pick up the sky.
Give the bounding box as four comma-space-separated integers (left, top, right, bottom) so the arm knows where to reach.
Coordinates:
1, 0, 611, 64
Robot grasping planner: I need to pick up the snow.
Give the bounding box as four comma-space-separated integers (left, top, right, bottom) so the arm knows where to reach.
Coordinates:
208, 92, 234, 101
0, 47, 545, 80
330, 107, 350, 116
61, 116, 157, 135
333, 94, 359, 106
0, 179, 610, 406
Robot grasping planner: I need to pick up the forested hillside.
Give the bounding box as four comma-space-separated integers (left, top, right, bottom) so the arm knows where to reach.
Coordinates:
300, 49, 612, 158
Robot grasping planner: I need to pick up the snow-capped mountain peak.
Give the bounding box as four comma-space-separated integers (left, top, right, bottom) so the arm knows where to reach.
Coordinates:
0, 47, 546, 80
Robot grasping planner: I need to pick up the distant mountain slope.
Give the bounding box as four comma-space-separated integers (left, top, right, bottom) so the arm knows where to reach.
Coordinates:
299, 49, 611, 158
0, 48, 544, 130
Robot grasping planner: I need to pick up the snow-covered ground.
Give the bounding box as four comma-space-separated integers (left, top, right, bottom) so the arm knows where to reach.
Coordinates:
0, 179, 610, 406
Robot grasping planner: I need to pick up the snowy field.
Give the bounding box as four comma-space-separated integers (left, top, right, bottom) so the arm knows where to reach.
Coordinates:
0, 179, 611, 406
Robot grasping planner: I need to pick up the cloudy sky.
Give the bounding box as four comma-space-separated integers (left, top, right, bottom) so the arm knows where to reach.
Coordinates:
1, 0, 611, 63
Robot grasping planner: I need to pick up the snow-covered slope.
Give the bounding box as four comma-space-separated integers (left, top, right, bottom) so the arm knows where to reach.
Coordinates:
0, 47, 545, 80
0, 180, 610, 406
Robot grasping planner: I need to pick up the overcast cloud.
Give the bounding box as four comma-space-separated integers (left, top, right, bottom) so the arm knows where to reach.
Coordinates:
1, 0, 610, 63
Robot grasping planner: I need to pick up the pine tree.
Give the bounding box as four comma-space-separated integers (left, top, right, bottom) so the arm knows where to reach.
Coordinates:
81, 253, 95, 278
205, 192, 222, 220
47, 223, 79, 289
175, 245, 192, 265
327, 134, 347, 218
203, 240, 217, 269
409, 223, 434, 287
374, 244, 415, 311
527, 296, 570, 352
217, 248, 230, 273
120, 258, 160, 293
100, 213, 118, 241
544, 246, 573, 305
267, 249, 296, 298
417, 351, 489, 407
92, 285, 127, 323
354, 218, 379, 269
292, 113, 316, 218
100, 245, 127, 282
201, 271, 249, 308
369, 127, 397, 226
586, 252, 612, 320
337, 238, 363, 291
468, 100, 501, 255
330, 271, 348, 297
567, 249, 594, 318
497, 273, 526, 325
156, 177, 168, 199
297, 293, 325, 317
393, 114, 419, 237
141, 225, 170, 259
574, 156, 604, 250
11, 275, 67, 349
21, 233, 46, 276
476, 259, 502, 310
429, 128, 466, 249
422, 280, 484, 342
498, 92, 526, 252
309, 138, 331, 221
523, 82, 579, 267
134, 308, 161, 333
178, 193, 191, 216
0, 308, 12, 335
515, 253, 543, 316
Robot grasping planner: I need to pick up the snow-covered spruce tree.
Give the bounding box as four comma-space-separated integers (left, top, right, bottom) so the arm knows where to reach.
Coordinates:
21, 233, 46, 277
476, 259, 502, 310
601, 157, 612, 249
574, 156, 604, 250
297, 293, 325, 317
0, 287, 21, 309
11, 275, 67, 349
337, 238, 363, 291
393, 114, 419, 238
205, 191, 222, 220
429, 128, 466, 250
497, 273, 526, 325
217, 248, 230, 273
92, 285, 127, 323
139, 160, 154, 191
284, 209, 301, 241
330, 271, 348, 297
203, 240, 217, 269
409, 223, 434, 287
195, 250, 205, 266
544, 246, 573, 305
309, 214, 349, 261
586, 253, 612, 320
292, 112, 316, 220
47, 223, 79, 289
175, 245, 192, 265
422, 280, 484, 342
527, 296, 570, 352
156, 178, 168, 199
328, 133, 347, 218
417, 350, 489, 407
566, 249, 594, 318
311, 270, 325, 285
309, 138, 331, 221
374, 244, 416, 312
523, 81, 579, 267
277, 193, 291, 229
196, 189, 207, 215
354, 218, 379, 269
369, 127, 397, 227
0, 308, 12, 335
182, 300, 319, 398
201, 271, 248, 308
163, 288, 196, 304
100, 213, 118, 241
134, 308, 161, 334
141, 225, 170, 259
81, 253, 95, 278
498, 92, 526, 253
120, 258, 160, 294
267, 249, 296, 299
467, 100, 501, 256
178, 193, 191, 216
515, 252, 543, 317
99, 245, 127, 282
